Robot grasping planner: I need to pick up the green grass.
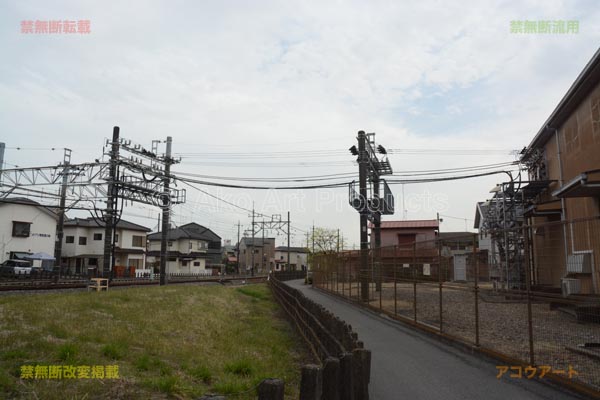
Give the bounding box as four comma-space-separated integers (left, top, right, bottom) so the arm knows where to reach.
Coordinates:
0, 284, 308, 399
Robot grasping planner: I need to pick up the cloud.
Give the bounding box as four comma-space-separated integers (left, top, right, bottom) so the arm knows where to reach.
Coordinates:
1, 0, 599, 243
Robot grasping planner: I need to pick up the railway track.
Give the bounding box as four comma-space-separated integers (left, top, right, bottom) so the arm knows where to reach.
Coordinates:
0, 274, 268, 292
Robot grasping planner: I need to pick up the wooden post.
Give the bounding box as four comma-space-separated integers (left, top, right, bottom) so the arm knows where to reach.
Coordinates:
322, 357, 340, 400
352, 348, 371, 400
258, 378, 285, 400
300, 364, 322, 400
339, 352, 354, 400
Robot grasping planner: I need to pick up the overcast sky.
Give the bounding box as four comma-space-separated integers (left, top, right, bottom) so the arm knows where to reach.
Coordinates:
1, 1, 599, 247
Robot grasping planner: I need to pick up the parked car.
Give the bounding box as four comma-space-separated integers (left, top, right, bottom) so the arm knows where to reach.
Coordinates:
0, 260, 34, 276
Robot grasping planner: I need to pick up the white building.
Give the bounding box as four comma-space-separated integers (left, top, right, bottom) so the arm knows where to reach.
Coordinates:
474, 201, 501, 280
0, 198, 58, 267
61, 217, 150, 275
273, 246, 309, 272
146, 223, 212, 275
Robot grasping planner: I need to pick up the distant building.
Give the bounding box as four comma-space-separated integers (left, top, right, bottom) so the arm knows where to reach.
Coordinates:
62, 217, 150, 275
372, 220, 439, 249
146, 223, 220, 275
274, 246, 309, 271
238, 237, 275, 274
0, 198, 58, 266
474, 201, 500, 280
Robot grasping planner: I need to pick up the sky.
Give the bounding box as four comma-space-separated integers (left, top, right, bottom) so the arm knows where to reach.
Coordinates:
1, 0, 599, 248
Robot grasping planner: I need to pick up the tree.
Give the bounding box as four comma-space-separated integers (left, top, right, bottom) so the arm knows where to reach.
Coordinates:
310, 227, 341, 253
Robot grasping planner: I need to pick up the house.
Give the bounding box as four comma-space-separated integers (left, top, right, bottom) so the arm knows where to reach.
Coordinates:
372, 220, 439, 249
438, 232, 489, 282
474, 201, 501, 280
238, 237, 275, 274
274, 246, 309, 271
61, 217, 151, 275
146, 223, 220, 275
221, 243, 238, 273
520, 48, 600, 294
0, 198, 58, 268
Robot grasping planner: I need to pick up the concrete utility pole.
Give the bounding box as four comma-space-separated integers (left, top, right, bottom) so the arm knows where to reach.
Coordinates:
159, 136, 173, 286
54, 148, 71, 278
0, 142, 5, 186
261, 220, 265, 273
358, 131, 370, 302
251, 203, 255, 277
287, 211, 291, 271
373, 172, 382, 292
103, 127, 120, 277
236, 221, 241, 275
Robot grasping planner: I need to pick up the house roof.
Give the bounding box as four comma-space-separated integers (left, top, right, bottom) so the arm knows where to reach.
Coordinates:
474, 202, 489, 229
378, 220, 439, 229
439, 232, 475, 243
523, 47, 600, 157
64, 217, 151, 232
240, 237, 275, 247
0, 197, 59, 220
147, 223, 221, 242
275, 246, 309, 253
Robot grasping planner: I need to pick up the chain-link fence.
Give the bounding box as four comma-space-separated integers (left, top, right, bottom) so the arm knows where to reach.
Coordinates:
313, 216, 600, 396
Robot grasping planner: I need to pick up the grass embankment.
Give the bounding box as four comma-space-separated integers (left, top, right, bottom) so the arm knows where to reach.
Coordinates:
0, 284, 307, 399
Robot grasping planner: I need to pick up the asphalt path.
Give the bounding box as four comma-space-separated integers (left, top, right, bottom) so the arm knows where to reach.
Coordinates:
285, 279, 591, 400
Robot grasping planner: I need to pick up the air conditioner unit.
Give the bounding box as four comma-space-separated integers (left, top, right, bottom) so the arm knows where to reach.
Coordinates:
561, 278, 581, 296
567, 253, 592, 273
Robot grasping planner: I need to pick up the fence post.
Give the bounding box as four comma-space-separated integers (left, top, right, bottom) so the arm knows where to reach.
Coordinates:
300, 364, 322, 400
473, 234, 480, 347
413, 242, 417, 323
523, 223, 535, 366
323, 357, 340, 400
257, 378, 285, 400
394, 255, 397, 316
352, 348, 371, 400
339, 352, 354, 400
438, 237, 443, 333
379, 256, 383, 311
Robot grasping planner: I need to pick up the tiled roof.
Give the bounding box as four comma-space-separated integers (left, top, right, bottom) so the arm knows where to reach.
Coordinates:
378, 220, 439, 229
64, 217, 151, 232
147, 223, 221, 242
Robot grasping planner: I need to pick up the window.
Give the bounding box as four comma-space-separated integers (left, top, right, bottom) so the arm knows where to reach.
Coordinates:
12, 221, 31, 238
189, 241, 193, 250
78, 237, 87, 245
168, 241, 173, 247
193, 261, 200, 267
132, 235, 144, 247
168, 257, 177, 262
181, 260, 188, 266
88, 258, 98, 266
65, 236, 75, 244
115, 234, 119, 242
93, 233, 102, 241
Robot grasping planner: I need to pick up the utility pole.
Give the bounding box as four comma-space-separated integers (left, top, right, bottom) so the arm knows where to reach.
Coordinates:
236, 221, 241, 275
337, 229, 340, 252
358, 131, 369, 302
54, 148, 71, 278
261, 220, 266, 273
159, 136, 173, 286
373, 172, 382, 292
103, 127, 120, 278
251, 204, 255, 277
287, 211, 291, 271
0, 142, 5, 186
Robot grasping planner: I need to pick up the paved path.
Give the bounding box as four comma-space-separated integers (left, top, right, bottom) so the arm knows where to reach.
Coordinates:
285, 279, 590, 400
